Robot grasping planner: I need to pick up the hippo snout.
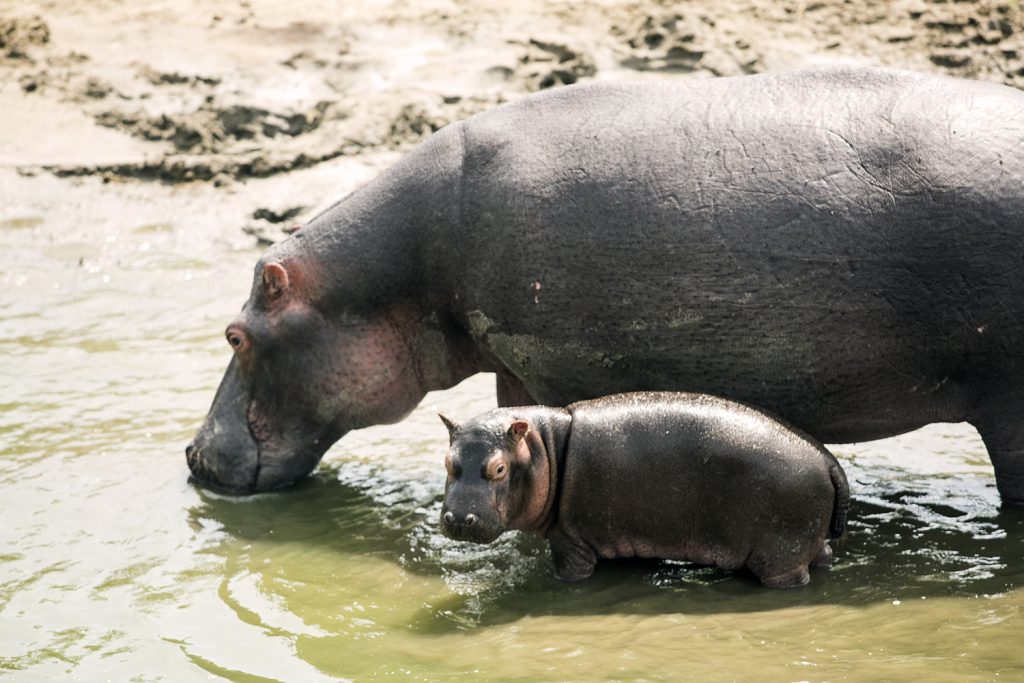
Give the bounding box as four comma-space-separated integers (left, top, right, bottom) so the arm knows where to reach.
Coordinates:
440, 505, 502, 544
185, 427, 261, 495
443, 510, 478, 528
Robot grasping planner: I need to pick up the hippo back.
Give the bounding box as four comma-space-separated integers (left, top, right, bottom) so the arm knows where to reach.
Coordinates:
556, 391, 837, 563
448, 69, 1024, 442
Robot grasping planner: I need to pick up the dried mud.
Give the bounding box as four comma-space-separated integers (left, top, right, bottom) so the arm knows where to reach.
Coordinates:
2, 0, 1022, 242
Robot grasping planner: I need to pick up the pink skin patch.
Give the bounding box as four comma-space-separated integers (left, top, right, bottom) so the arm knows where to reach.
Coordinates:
502, 426, 553, 533
323, 312, 424, 427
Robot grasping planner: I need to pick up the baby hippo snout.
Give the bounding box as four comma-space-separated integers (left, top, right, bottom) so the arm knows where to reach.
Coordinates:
442, 510, 478, 528
439, 504, 503, 543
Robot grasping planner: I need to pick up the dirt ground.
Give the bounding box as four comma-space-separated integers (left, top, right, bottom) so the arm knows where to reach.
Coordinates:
3, 0, 1023, 242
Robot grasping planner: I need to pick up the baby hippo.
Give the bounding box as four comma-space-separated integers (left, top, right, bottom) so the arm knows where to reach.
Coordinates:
439, 392, 850, 588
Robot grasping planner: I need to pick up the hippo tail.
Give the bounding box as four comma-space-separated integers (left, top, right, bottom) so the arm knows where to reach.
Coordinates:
828, 460, 850, 539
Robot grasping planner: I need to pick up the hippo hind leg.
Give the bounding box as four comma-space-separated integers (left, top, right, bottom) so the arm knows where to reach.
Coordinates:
810, 541, 833, 568
971, 412, 1024, 507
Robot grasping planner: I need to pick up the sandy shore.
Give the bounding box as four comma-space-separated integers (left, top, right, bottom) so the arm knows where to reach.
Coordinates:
2, 0, 1022, 241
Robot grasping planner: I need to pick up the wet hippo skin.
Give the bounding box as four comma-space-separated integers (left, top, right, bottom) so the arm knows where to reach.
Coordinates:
187, 67, 1024, 502
439, 392, 851, 588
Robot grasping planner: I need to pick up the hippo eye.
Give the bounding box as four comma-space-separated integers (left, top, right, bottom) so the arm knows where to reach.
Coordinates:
489, 461, 508, 481
225, 327, 249, 353
445, 453, 461, 479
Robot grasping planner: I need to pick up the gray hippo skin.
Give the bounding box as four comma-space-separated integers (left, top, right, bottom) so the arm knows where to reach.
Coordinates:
187, 67, 1024, 500
439, 392, 851, 587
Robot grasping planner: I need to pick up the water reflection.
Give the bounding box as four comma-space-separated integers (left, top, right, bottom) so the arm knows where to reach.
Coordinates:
187, 438, 1024, 643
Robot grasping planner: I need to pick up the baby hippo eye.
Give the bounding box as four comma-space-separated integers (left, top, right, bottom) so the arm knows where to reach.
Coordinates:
487, 460, 508, 481
445, 453, 460, 479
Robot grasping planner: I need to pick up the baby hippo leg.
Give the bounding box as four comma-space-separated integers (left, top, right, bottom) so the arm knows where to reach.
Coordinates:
548, 528, 598, 581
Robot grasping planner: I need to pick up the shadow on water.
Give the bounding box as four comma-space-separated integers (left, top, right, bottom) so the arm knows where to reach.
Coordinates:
186, 456, 1024, 634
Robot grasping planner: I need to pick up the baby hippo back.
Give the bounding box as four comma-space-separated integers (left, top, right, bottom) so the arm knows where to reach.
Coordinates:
559, 392, 841, 583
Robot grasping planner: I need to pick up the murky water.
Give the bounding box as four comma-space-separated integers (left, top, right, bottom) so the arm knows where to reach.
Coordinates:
3, 167, 1024, 682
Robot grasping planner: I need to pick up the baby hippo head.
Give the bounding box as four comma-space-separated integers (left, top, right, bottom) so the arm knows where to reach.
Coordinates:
438, 414, 532, 544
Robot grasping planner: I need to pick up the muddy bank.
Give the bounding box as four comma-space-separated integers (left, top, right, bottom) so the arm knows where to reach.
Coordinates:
1, 0, 1022, 240
0, 3, 605, 187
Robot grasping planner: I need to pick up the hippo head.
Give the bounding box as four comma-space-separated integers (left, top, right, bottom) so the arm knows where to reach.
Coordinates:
439, 415, 538, 544
186, 249, 431, 494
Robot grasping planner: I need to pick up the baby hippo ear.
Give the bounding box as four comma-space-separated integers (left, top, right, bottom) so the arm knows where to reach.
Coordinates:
507, 420, 530, 444
262, 262, 290, 300
438, 413, 459, 439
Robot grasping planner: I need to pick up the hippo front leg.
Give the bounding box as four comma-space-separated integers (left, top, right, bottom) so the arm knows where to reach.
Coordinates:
756, 566, 811, 589
748, 546, 812, 588
547, 527, 598, 581
495, 372, 537, 407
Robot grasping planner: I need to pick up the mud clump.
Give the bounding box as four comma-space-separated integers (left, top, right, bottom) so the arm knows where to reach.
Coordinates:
81, 77, 113, 99
42, 145, 357, 184
252, 205, 306, 224
517, 39, 597, 90
95, 101, 335, 154
386, 94, 504, 147
243, 205, 307, 245
19, 73, 40, 92
35, 92, 364, 183
614, 11, 761, 76
917, 1, 1024, 87
0, 15, 50, 61
138, 65, 222, 87
614, 1, 1024, 87
388, 101, 449, 145
749, 0, 1024, 89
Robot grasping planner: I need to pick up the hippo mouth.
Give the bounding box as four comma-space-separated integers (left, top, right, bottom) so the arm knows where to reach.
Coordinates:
439, 509, 505, 544
186, 420, 344, 494
184, 435, 261, 495
440, 524, 505, 545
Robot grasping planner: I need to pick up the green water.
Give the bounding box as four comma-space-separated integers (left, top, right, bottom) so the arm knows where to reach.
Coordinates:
3, 168, 1024, 682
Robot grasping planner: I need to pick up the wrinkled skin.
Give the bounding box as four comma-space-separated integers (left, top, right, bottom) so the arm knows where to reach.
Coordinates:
186, 262, 433, 491
440, 393, 851, 588
189, 67, 1024, 500
187, 130, 480, 493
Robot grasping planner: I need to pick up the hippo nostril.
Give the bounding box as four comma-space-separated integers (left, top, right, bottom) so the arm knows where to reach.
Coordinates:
443, 511, 455, 526
185, 444, 195, 458
465, 513, 477, 527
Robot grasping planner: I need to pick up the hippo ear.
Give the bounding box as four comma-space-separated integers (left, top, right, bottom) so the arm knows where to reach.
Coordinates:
507, 420, 530, 444
438, 413, 459, 438
262, 262, 290, 300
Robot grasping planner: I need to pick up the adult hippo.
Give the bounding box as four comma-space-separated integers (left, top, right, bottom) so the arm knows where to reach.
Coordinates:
187, 67, 1024, 501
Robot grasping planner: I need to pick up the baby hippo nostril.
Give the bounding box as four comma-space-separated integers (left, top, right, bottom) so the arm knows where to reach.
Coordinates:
443, 511, 455, 526
465, 513, 477, 527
